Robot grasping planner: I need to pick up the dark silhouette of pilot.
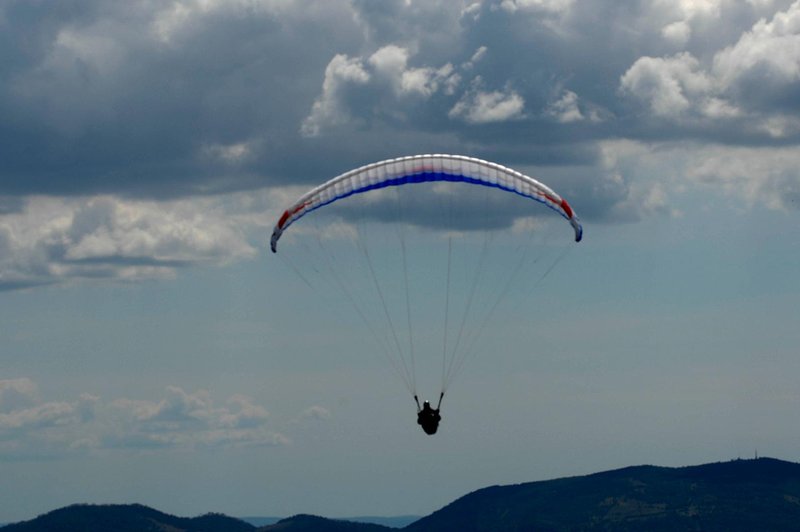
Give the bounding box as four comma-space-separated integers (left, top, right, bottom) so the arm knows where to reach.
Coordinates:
416, 399, 441, 435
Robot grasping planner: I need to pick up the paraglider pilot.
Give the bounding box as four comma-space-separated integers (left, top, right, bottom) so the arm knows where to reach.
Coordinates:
415, 393, 443, 435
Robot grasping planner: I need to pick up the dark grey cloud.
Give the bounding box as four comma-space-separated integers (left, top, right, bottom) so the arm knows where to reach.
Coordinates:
1, 0, 799, 241
291, 0, 800, 225
0, 0, 360, 197
288, 0, 800, 197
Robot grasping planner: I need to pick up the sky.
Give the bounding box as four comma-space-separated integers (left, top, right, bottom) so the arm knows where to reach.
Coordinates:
2, 0, 800, 524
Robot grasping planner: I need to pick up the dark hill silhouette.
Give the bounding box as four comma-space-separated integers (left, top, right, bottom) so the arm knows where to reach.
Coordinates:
406, 457, 800, 531
0, 503, 254, 532
5, 458, 800, 531
259, 514, 392, 531
0, 506, 392, 532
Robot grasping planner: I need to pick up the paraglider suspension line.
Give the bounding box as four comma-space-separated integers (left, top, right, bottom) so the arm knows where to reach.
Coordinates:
441, 236, 452, 393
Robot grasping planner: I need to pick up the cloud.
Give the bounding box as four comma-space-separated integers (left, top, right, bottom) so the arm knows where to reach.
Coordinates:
620, 1, 800, 135
0, 192, 261, 290
682, 144, 800, 210
620, 53, 715, 118
712, 1, 800, 107
715, 1, 800, 78
521, 139, 685, 224
449, 79, 525, 123
118, 387, 288, 450
0, 378, 38, 411
0, 381, 288, 459
464, 46, 488, 69
546, 89, 592, 123
106, 386, 284, 450
0, 380, 90, 459
498, 0, 574, 15
0, 402, 77, 431
0, 197, 24, 215
371, 46, 458, 98
301, 45, 461, 136
658, 0, 723, 45
581, 138, 800, 215
350, 0, 467, 51
300, 54, 372, 137
662, 20, 692, 45
0, 0, 360, 197
1, 0, 799, 286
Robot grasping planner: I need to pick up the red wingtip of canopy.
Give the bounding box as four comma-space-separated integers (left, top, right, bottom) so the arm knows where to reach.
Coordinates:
277, 210, 290, 229
560, 198, 574, 219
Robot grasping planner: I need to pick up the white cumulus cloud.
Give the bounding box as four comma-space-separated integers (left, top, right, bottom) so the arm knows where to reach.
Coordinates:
546, 90, 585, 123
0, 193, 259, 290
301, 53, 371, 137
0, 381, 290, 459
301, 45, 462, 136
622, 0, 800, 132
712, 0, 800, 90
620, 52, 713, 118
449, 79, 525, 123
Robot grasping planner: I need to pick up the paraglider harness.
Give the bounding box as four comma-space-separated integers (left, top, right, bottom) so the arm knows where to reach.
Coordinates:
415, 393, 443, 435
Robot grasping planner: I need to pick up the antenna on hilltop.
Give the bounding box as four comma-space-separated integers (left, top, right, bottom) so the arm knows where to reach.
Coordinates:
755, 449, 759, 460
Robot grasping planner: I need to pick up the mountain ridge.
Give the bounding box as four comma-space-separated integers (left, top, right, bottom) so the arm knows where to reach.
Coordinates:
5, 457, 800, 531
406, 457, 800, 531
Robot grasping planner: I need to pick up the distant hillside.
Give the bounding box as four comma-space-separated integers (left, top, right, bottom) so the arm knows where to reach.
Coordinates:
242, 515, 419, 528
0, 506, 394, 532
407, 457, 800, 531
0, 503, 254, 532
6, 458, 800, 531
259, 514, 392, 531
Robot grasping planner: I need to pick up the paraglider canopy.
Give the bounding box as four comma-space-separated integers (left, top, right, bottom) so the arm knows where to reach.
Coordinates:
270, 154, 583, 433
271, 154, 582, 253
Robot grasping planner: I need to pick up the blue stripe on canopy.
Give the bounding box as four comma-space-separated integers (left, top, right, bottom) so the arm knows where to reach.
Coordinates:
300, 170, 569, 228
